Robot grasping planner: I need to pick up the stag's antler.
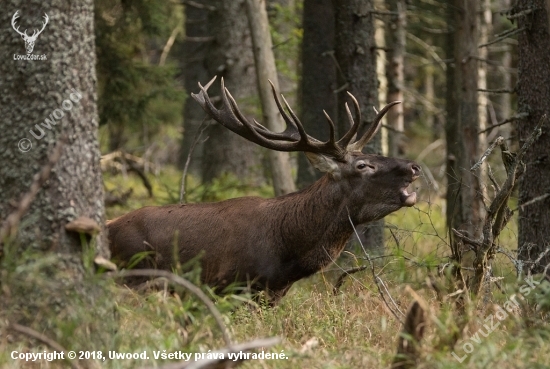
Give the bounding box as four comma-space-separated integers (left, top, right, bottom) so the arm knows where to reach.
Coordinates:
191, 76, 399, 161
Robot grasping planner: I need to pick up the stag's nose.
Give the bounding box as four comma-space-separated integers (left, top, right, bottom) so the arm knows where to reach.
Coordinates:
410, 163, 421, 178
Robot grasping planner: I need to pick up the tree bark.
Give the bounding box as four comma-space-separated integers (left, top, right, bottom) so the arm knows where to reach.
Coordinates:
514, 0, 550, 274
445, 0, 483, 239
245, 0, 296, 196
297, 0, 336, 188
201, 0, 264, 185
333, 0, 384, 250
0, 0, 106, 257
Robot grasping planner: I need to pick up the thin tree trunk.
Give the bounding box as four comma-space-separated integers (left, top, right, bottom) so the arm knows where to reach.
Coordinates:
375, 0, 388, 155
386, 0, 406, 157
245, 0, 296, 196
333, 0, 384, 250
297, 0, 336, 188
445, 0, 483, 239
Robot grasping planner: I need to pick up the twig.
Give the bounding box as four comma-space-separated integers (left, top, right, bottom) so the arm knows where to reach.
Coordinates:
333, 265, 368, 295
513, 193, 550, 212
507, 8, 534, 20
470, 136, 505, 171
478, 112, 528, 134
406, 33, 446, 71
7, 322, 82, 369
348, 215, 405, 323
478, 27, 525, 48
159, 27, 180, 66
477, 88, 515, 94
180, 119, 208, 203
112, 269, 232, 346
0, 137, 65, 251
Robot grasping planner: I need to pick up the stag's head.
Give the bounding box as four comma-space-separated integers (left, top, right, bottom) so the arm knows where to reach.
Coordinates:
12, 11, 49, 54
192, 77, 420, 224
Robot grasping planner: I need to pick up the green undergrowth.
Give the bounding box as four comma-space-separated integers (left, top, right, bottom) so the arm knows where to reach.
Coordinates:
2, 168, 548, 368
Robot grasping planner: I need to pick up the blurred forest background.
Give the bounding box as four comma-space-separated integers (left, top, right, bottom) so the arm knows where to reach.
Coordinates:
1, 0, 550, 368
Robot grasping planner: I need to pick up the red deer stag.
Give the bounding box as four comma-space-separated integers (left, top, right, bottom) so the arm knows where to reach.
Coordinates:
108, 76, 420, 303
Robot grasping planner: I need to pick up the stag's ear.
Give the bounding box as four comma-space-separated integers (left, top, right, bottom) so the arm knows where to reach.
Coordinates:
305, 152, 341, 178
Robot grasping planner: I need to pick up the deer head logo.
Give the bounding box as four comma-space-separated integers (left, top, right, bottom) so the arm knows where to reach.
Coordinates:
11, 11, 49, 54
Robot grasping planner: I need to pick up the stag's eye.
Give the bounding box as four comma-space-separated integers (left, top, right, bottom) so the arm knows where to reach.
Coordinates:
356, 161, 375, 171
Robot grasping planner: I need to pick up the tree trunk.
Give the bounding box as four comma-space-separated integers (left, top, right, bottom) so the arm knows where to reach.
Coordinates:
0, 0, 106, 257
445, 0, 483, 239
180, 1, 216, 174
201, 0, 264, 185
245, 0, 296, 196
514, 0, 550, 274
386, 0, 406, 158
333, 0, 384, 250
297, 0, 336, 188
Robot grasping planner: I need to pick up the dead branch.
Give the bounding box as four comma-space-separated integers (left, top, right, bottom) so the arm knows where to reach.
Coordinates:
7, 321, 82, 369
478, 112, 528, 134
477, 88, 516, 94
112, 269, 232, 346
470, 115, 546, 295
478, 27, 525, 48
470, 136, 505, 171
507, 7, 534, 20
180, 119, 208, 203
0, 137, 65, 253
101, 151, 154, 197
514, 193, 550, 212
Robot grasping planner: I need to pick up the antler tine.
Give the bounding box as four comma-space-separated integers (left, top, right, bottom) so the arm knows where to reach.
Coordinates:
337, 92, 361, 147
268, 81, 299, 135
322, 110, 337, 147
347, 101, 401, 152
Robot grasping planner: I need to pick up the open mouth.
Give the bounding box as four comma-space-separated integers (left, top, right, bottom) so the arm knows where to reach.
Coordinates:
400, 178, 418, 207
